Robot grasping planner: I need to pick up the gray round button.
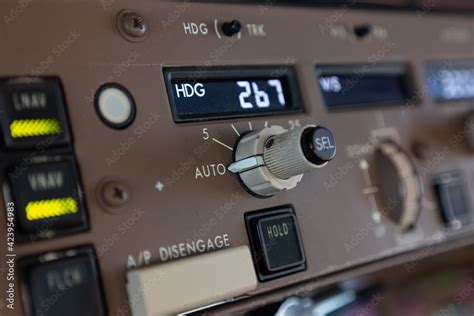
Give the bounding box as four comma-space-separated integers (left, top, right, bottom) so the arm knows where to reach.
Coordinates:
95, 83, 135, 129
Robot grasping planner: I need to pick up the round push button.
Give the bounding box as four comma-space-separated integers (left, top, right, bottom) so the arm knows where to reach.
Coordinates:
95, 83, 136, 129
301, 126, 336, 165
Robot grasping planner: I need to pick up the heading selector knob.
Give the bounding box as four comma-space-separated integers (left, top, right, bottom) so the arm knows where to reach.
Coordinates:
228, 125, 336, 197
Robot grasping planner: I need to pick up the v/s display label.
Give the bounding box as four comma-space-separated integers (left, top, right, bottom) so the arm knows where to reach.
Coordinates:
315, 63, 412, 110
164, 67, 303, 122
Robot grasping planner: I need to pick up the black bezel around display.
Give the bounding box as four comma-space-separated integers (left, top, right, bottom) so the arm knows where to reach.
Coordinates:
163, 66, 304, 122
315, 63, 415, 111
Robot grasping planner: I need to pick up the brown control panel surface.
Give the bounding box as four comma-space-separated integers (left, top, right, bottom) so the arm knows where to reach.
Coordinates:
0, 1, 473, 315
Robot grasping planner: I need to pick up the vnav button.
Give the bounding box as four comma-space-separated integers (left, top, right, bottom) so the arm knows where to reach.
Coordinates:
7, 158, 88, 241
0, 77, 71, 149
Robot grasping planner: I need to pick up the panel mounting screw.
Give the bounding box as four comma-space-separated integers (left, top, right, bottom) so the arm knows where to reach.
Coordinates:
117, 9, 148, 42
101, 181, 130, 207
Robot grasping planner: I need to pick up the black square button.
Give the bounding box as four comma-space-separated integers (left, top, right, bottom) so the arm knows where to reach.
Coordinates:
0, 77, 71, 150
7, 158, 88, 241
245, 206, 306, 281
20, 246, 106, 316
433, 171, 471, 227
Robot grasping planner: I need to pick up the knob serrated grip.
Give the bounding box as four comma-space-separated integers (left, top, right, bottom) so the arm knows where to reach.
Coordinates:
263, 126, 318, 180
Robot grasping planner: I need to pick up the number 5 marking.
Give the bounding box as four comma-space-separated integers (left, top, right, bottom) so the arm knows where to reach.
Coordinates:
202, 128, 209, 140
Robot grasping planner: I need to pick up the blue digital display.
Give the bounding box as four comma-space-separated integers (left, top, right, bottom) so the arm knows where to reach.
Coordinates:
425, 64, 474, 102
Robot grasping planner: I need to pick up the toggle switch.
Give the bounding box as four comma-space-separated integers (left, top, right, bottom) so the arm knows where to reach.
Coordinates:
222, 20, 242, 37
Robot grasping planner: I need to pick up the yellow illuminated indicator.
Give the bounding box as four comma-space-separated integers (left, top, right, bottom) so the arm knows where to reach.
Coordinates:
10, 118, 62, 138
26, 197, 78, 221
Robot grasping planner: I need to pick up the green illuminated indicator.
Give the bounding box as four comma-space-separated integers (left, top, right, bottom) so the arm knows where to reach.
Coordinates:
10, 118, 62, 138
25, 197, 78, 221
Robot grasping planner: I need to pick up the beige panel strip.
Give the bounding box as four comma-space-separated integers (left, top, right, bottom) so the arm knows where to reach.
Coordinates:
126, 246, 257, 315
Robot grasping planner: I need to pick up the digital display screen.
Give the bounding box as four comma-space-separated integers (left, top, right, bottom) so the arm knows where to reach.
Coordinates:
425, 62, 474, 102
316, 64, 412, 110
164, 67, 302, 122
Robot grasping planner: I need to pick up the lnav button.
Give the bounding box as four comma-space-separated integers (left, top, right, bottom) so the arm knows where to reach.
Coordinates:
0, 77, 71, 150
245, 206, 306, 281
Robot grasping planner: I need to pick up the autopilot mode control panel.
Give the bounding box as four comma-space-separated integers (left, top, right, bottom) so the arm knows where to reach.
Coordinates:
0, 1, 473, 315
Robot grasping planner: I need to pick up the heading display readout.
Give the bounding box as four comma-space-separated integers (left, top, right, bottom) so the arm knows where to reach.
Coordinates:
164, 67, 303, 122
